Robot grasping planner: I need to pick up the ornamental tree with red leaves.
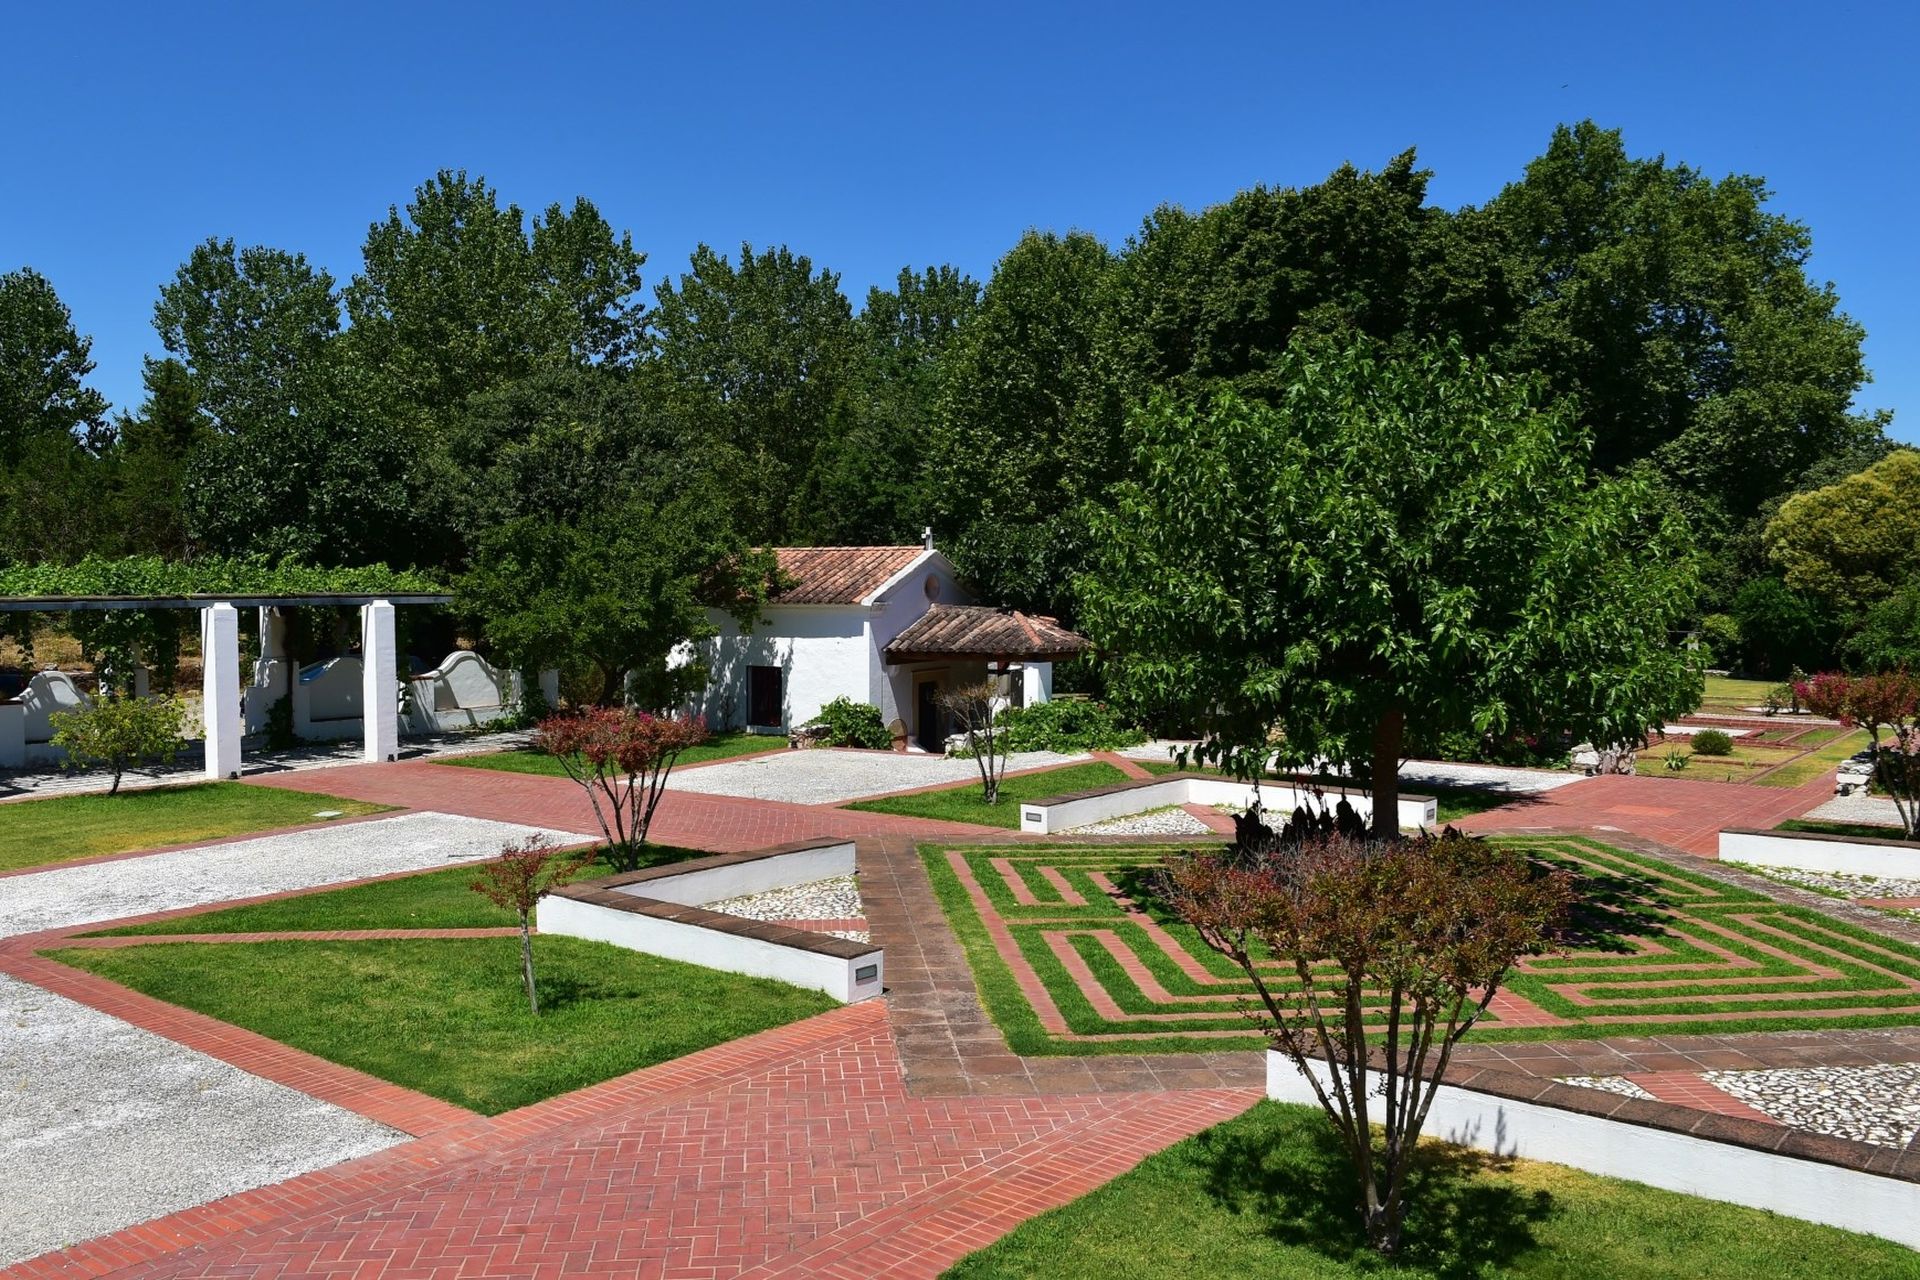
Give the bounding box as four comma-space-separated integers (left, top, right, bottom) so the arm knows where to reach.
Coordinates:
535, 708, 711, 871
1795, 670, 1920, 839
1163, 830, 1572, 1256
470, 834, 594, 1014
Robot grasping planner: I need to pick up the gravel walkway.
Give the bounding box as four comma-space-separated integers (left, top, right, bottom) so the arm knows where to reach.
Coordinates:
705, 876, 866, 941
0, 974, 404, 1267
1396, 759, 1584, 794
0, 812, 590, 938
1069, 806, 1213, 836
1802, 792, 1910, 828
1703, 1063, 1920, 1148
665, 748, 1086, 805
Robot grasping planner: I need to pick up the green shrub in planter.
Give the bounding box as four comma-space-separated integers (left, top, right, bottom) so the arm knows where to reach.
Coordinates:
998, 698, 1147, 754
1690, 729, 1734, 757
809, 697, 892, 750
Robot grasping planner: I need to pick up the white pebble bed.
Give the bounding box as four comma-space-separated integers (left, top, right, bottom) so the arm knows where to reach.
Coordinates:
0, 812, 591, 938
706, 875, 867, 941
0, 974, 404, 1267
1557, 1075, 1656, 1100
1735, 863, 1920, 901
1802, 792, 1909, 827
1703, 1063, 1920, 1149
665, 748, 1086, 805
1069, 806, 1214, 837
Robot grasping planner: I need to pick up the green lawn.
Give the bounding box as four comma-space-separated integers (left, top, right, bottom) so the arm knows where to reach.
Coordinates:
1698, 674, 1780, 714
943, 1102, 1918, 1279
845, 761, 1130, 828
82, 843, 712, 936
0, 782, 390, 873
49, 936, 836, 1113
437, 731, 781, 778
1753, 729, 1871, 789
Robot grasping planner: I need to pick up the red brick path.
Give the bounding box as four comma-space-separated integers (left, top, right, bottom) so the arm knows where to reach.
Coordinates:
243, 760, 994, 851
12, 1001, 1254, 1280
1458, 773, 1834, 855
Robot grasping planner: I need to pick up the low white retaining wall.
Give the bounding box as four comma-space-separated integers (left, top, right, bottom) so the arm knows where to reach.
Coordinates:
1267, 1051, 1920, 1249
1020, 774, 1436, 835
1719, 827, 1920, 878
621, 840, 855, 906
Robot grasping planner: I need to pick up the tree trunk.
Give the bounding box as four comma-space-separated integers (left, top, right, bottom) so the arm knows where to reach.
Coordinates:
519, 913, 539, 1015
1369, 709, 1404, 839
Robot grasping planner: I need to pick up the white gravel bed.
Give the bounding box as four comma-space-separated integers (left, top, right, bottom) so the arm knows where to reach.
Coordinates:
1731, 863, 1920, 901
1396, 759, 1584, 794
705, 875, 866, 941
0, 812, 591, 938
665, 748, 1086, 805
1114, 740, 1198, 763
1556, 1075, 1655, 1100
1069, 806, 1214, 836
0, 974, 404, 1266
1802, 792, 1910, 828
1702, 1063, 1920, 1148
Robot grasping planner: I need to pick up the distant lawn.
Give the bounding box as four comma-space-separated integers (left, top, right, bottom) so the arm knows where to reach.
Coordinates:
847, 761, 1130, 828
1778, 818, 1914, 842
943, 1102, 1920, 1280
1698, 673, 1780, 714
83, 843, 711, 936
1753, 729, 1872, 789
438, 731, 778, 778
0, 782, 390, 873
49, 936, 836, 1114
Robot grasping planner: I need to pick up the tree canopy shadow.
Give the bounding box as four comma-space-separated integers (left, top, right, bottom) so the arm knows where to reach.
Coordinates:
1193, 1111, 1554, 1278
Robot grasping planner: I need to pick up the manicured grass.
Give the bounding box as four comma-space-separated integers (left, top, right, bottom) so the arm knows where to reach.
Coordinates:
1698, 674, 1780, 714
1778, 818, 1915, 842
943, 1102, 1919, 1279
845, 761, 1131, 828
1753, 729, 1872, 788
49, 936, 837, 1113
0, 782, 390, 873
1634, 739, 1789, 782
438, 731, 779, 777
82, 843, 713, 936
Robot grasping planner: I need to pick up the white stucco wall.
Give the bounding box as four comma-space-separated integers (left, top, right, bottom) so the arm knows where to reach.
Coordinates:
690, 606, 870, 732
865, 552, 968, 736
1719, 828, 1920, 877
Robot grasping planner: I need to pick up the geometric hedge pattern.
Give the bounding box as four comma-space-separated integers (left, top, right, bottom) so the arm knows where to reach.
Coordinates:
922, 836, 1920, 1056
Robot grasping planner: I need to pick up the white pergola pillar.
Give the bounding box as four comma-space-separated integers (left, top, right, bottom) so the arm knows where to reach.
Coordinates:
362, 599, 399, 762
201, 603, 242, 779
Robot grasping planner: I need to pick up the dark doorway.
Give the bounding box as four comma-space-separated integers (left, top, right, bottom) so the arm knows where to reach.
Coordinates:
915, 679, 943, 751
748, 665, 783, 728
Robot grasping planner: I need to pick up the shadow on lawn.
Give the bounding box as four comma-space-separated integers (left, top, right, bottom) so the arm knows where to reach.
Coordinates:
1197, 1116, 1553, 1277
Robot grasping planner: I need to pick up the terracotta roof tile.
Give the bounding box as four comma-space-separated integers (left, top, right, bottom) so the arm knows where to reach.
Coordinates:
884, 604, 1088, 663
771, 547, 925, 605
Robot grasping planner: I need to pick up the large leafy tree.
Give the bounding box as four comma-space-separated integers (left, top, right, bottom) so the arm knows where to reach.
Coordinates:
1081, 338, 1701, 836
925, 231, 1118, 618
110, 358, 208, 558
1487, 121, 1880, 521
648, 243, 857, 544
152, 238, 339, 433
1764, 450, 1920, 612
345, 172, 646, 416
798, 265, 980, 545
0, 268, 108, 468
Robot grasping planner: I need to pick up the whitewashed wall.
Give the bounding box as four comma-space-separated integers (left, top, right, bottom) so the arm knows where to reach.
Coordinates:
691, 606, 869, 732
1719, 828, 1920, 877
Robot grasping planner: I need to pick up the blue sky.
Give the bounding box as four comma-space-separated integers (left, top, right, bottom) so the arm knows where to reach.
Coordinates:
5, 1, 1915, 442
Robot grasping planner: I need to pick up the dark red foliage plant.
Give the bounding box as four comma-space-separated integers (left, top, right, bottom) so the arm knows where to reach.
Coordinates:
534, 707, 711, 871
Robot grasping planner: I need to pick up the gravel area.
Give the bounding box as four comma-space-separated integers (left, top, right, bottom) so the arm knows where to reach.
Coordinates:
1556, 1075, 1655, 1100
1396, 759, 1584, 794
1069, 806, 1214, 836
1732, 864, 1920, 901
1803, 792, 1910, 828
1703, 1063, 1920, 1148
665, 748, 1086, 805
1115, 740, 1198, 763
705, 875, 866, 941
0, 812, 591, 938
0, 974, 404, 1267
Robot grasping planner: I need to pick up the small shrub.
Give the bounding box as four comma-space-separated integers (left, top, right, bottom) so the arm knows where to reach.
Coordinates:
806, 696, 891, 749
50, 695, 189, 794
469, 834, 594, 1015
1691, 728, 1734, 756
998, 698, 1146, 754
1663, 747, 1691, 772
534, 708, 709, 872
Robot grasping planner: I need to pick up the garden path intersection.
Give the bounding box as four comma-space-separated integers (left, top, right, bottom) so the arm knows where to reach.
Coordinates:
3, 752, 1919, 1275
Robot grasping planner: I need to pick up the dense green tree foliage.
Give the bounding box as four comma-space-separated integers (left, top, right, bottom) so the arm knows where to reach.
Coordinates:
0, 268, 107, 466
1765, 449, 1920, 611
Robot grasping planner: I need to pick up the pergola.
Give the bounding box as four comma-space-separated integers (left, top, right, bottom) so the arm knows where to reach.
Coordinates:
0, 592, 453, 779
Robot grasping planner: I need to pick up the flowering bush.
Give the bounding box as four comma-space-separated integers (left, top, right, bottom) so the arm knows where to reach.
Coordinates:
534, 708, 710, 870
1795, 670, 1920, 839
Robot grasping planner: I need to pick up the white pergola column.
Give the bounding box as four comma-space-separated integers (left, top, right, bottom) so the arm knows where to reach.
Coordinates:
362, 599, 399, 762
201, 603, 242, 780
